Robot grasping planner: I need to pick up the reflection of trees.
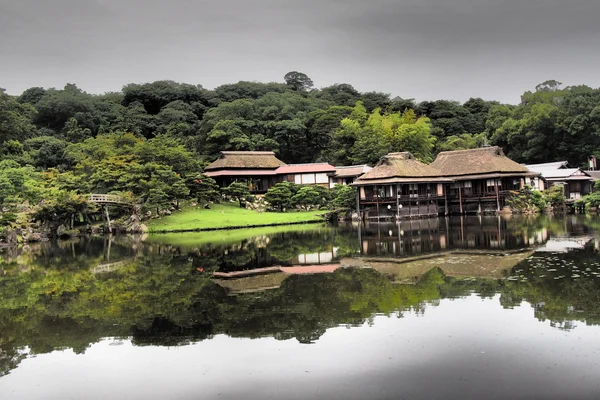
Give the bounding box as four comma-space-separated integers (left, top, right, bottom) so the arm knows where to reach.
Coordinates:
3, 221, 600, 376
498, 246, 600, 328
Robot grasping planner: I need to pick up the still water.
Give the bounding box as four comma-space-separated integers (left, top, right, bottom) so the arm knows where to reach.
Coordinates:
1, 216, 600, 399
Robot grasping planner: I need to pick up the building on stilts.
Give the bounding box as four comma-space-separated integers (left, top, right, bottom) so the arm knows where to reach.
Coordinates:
430, 146, 540, 214
352, 152, 453, 220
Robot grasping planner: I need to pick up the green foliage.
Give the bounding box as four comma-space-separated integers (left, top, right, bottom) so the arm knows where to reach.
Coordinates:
31, 192, 98, 234
506, 186, 546, 213
335, 104, 436, 165
332, 185, 357, 209
284, 71, 314, 92
543, 185, 566, 210
291, 186, 330, 209
264, 182, 297, 211
222, 182, 251, 208
187, 174, 220, 203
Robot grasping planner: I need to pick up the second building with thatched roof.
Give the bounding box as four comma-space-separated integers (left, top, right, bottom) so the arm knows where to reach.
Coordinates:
353, 147, 541, 219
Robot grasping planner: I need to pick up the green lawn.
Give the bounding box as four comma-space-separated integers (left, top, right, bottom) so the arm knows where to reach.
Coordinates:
147, 203, 326, 232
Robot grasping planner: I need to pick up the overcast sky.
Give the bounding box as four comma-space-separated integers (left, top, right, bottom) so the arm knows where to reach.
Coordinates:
1, 0, 599, 103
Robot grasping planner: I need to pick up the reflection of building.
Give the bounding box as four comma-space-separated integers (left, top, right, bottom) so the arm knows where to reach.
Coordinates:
297, 248, 338, 264
536, 236, 593, 253
358, 216, 549, 258
342, 250, 535, 283
213, 264, 340, 295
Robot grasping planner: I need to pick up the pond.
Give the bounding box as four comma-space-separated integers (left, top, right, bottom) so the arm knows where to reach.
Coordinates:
1, 215, 600, 400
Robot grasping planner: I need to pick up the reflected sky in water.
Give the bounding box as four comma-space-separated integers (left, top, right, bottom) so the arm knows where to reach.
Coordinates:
2, 215, 600, 399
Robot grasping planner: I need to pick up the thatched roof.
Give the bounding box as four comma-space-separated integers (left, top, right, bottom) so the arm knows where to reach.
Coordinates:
205, 151, 285, 171
431, 146, 533, 178
353, 152, 449, 185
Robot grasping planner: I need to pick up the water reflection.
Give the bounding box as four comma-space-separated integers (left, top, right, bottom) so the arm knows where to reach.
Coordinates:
1, 215, 600, 399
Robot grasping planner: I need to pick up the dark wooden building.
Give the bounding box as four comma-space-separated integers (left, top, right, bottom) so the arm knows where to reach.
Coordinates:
352, 152, 452, 219
431, 146, 540, 213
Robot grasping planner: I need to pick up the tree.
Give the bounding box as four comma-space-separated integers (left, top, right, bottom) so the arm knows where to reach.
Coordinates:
0, 89, 37, 144
291, 186, 327, 210
264, 182, 295, 211
335, 104, 436, 165
222, 182, 251, 208
332, 185, 357, 209
186, 174, 220, 203
284, 71, 314, 92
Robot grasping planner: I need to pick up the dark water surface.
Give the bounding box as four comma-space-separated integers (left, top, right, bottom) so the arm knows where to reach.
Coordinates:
2, 216, 600, 400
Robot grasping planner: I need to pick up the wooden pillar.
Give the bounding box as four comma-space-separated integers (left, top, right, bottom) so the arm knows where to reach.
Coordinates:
396, 184, 400, 220
355, 188, 361, 221
444, 184, 448, 216
458, 184, 463, 214
495, 179, 500, 212
375, 185, 380, 220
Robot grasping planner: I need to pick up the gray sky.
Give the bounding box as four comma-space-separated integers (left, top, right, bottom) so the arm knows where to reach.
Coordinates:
1, 0, 599, 104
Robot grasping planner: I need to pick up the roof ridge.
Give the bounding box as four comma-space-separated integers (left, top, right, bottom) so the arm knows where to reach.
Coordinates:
436, 146, 500, 155
221, 151, 276, 155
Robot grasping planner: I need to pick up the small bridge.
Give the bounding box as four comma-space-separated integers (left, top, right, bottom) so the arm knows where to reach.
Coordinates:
88, 194, 130, 205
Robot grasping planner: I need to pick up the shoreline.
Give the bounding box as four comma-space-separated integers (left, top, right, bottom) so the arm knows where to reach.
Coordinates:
148, 218, 326, 234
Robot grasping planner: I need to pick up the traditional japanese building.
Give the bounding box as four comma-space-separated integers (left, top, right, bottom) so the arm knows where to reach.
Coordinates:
352, 152, 452, 219
329, 165, 372, 188
525, 161, 594, 200
275, 163, 337, 187
431, 146, 540, 213
204, 151, 285, 193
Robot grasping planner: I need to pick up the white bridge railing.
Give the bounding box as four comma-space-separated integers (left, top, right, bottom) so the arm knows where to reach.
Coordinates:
88, 194, 128, 204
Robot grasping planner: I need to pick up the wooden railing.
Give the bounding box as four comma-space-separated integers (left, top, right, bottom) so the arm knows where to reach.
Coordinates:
362, 194, 444, 203
88, 194, 129, 204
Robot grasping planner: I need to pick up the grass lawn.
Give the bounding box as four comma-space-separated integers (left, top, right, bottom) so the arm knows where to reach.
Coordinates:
146, 223, 329, 247
147, 202, 327, 232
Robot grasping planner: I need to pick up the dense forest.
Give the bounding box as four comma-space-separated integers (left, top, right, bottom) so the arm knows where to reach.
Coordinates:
2, 73, 600, 218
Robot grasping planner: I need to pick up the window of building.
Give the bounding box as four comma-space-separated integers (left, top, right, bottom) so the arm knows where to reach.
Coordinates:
302, 173, 315, 184
315, 173, 328, 184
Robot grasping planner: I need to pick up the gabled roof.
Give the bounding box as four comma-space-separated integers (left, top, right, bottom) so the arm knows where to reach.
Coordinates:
530, 168, 593, 181
354, 152, 449, 185
205, 151, 285, 171
525, 161, 570, 171
334, 165, 373, 178
431, 146, 533, 178
587, 171, 600, 181
275, 163, 336, 174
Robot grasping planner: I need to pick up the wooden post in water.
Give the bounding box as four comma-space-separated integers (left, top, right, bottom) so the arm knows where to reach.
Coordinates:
459, 185, 463, 214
